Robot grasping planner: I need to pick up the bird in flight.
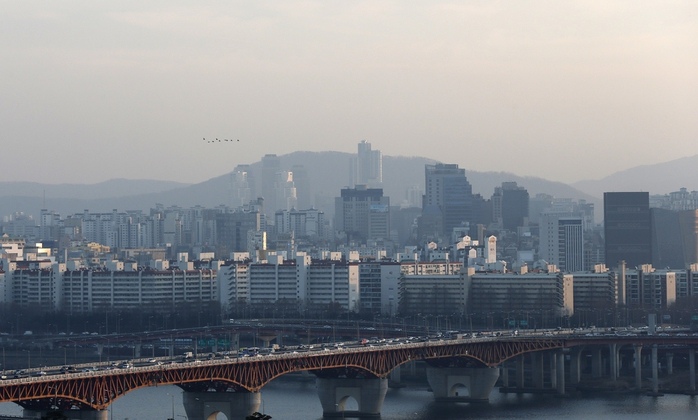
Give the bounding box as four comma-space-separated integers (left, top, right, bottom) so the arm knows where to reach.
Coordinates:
202, 137, 240, 143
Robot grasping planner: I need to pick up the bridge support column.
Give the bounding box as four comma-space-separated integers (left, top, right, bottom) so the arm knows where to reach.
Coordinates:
182, 391, 261, 420
500, 364, 509, 388
609, 344, 618, 381
258, 334, 277, 348
591, 348, 603, 378
95, 343, 103, 357
651, 344, 660, 395
689, 348, 696, 392
134, 343, 141, 358
556, 351, 565, 395
569, 348, 581, 384
549, 352, 557, 390
532, 353, 544, 389
426, 366, 499, 402
23, 409, 108, 420
316, 377, 388, 417
666, 353, 673, 375
634, 345, 643, 390
389, 366, 402, 388
516, 355, 525, 389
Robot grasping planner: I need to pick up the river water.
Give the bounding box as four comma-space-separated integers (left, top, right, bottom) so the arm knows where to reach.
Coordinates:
2, 377, 697, 420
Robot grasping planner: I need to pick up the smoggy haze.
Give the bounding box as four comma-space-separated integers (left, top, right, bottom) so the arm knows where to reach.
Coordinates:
2, 1, 696, 184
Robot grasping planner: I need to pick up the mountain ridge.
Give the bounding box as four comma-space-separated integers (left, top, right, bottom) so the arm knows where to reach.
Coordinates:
572, 154, 698, 197
6, 150, 698, 221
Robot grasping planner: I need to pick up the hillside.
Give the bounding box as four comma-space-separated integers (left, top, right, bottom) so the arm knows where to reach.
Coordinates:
572, 154, 698, 197
0, 151, 599, 220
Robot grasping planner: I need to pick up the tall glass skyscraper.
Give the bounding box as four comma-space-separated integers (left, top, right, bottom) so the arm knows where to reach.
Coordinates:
423, 163, 473, 239
351, 140, 382, 187
604, 192, 651, 267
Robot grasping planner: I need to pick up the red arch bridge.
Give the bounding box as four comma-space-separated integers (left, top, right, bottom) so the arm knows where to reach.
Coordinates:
2, 334, 698, 419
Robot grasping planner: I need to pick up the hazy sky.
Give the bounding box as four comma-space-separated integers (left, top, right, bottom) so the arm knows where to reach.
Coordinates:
2, 1, 697, 185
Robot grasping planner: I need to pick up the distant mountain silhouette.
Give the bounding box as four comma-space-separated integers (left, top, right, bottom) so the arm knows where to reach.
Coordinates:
0, 151, 599, 220
572, 154, 698, 198
0, 179, 188, 201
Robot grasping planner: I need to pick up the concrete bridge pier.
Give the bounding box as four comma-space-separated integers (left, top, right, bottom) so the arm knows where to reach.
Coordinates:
634, 344, 643, 390
23, 409, 108, 420
665, 353, 673, 375
426, 366, 499, 402
231, 333, 240, 351
609, 344, 618, 381
182, 391, 261, 420
591, 348, 603, 378
316, 377, 388, 417
549, 352, 557, 390
500, 363, 509, 388
134, 343, 141, 358
516, 355, 525, 389
569, 348, 582, 385
389, 365, 403, 388
555, 351, 565, 395
258, 334, 277, 348
689, 349, 696, 393
650, 344, 660, 395
532, 352, 544, 389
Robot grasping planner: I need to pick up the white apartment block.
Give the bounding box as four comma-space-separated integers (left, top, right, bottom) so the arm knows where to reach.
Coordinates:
465, 268, 574, 318
357, 261, 400, 315
306, 261, 359, 309
224, 256, 360, 311
570, 265, 617, 312
218, 262, 250, 308
6, 261, 65, 310
61, 266, 217, 312
1, 255, 217, 312
248, 261, 301, 303
623, 264, 676, 309
399, 261, 462, 276
399, 273, 467, 316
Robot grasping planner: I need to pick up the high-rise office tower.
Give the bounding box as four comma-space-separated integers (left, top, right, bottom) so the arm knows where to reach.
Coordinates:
260, 154, 281, 214
604, 192, 651, 267
215, 210, 262, 255
492, 182, 529, 231
540, 215, 584, 272
274, 171, 297, 212
291, 164, 312, 209
351, 140, 382, 187
335, 185, 390, 243
422, 163, 473, 239
678, 210, 698, 266
651, 208, 684, 268
230, 165, 252, 208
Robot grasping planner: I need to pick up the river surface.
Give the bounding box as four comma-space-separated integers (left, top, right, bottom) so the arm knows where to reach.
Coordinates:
1, 378, 697, 420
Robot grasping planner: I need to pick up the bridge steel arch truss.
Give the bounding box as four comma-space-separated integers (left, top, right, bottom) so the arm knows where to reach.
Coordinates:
0, 338, 565, 411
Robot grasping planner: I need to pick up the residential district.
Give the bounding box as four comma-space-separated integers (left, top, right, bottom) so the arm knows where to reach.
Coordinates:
2, 142, 698, 332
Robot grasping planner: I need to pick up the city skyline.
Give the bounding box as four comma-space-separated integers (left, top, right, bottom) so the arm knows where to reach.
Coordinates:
2, 2, 696, 185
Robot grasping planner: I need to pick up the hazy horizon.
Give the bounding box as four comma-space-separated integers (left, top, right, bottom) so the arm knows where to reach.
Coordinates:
3, 1, 696, 185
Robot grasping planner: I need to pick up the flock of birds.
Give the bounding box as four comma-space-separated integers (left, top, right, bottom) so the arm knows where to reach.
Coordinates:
204, 137, 240, 143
